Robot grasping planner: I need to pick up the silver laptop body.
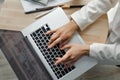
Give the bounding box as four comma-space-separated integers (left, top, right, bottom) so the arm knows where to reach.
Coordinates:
22, 7, 97, 80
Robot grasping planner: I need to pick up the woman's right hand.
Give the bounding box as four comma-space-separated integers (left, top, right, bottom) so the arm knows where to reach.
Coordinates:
46, 20, 79, 48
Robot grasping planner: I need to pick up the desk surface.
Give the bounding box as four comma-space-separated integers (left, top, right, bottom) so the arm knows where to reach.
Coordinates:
0, 0, 108, 80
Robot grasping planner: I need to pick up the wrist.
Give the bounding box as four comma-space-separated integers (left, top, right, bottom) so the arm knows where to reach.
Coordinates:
70, 20, 79, 31
83, 45, 90, 56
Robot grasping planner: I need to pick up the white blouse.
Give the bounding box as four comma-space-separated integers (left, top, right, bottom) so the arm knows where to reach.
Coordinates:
71, 0, 120, 65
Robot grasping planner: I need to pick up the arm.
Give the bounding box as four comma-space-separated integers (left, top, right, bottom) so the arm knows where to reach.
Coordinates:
71, 0, 118, 30
71, 0, 120, 65
90, 43, 120, 65
55, 0, 120, 66
47, 0, 117, 48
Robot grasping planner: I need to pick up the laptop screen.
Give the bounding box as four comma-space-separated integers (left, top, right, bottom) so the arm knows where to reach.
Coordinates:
0, 30, 52, 80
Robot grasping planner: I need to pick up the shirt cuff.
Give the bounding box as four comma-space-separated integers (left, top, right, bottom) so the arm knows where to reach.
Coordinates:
90, 43, 120, 65
71, 10, 88, 31
89, 43, 104, 60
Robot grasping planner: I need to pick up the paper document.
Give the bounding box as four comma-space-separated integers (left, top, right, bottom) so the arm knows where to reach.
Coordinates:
21, 0, 72, 13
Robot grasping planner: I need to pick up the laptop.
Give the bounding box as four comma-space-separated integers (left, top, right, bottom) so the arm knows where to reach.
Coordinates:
0, 7, 97, 80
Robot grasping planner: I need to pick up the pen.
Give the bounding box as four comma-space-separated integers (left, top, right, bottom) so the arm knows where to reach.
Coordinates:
35, 5, 84, 19
25, 7, 54, 14
25, 4, 84, 14
61, 4, 84, 9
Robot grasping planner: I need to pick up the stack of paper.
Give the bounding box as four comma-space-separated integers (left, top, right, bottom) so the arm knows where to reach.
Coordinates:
21, 0, 72, 13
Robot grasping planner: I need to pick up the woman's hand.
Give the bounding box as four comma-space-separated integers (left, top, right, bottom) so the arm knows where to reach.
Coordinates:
46, 20, 79, 48
55, 44, 90, 67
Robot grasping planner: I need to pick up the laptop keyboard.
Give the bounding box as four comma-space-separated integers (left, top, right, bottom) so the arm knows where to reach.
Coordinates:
30, 24, 75, 79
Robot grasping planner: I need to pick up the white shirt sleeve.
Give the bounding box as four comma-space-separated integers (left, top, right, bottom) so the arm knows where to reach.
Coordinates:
71, 0, 117, 31
71, 0, 120, 65
90, 43, 120, 65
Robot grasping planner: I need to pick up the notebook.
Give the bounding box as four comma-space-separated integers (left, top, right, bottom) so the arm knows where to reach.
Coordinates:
0, 7, 97, 80
21, 0, 72, 13
32, 0, 49, 5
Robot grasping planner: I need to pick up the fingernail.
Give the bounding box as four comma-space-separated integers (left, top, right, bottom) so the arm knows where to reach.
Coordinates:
46, 31, 49, 33
54, 62, 58, 65
48, 46, 50, 48
60, 47, 63, 50
54, 63, 57, 65
48, 45, 52, 48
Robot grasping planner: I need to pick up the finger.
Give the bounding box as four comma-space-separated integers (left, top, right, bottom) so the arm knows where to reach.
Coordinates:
48, 37, 61, 48
55, 53, 70, 65
55, 56, 72, 64
55, 57, 62, 65
59, 39, 70, 49
65, 60, 76, 66
48, 32, 59, 45
45, 30, 56, 35
60, 44, 71, 50
64, 62, 74, 69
